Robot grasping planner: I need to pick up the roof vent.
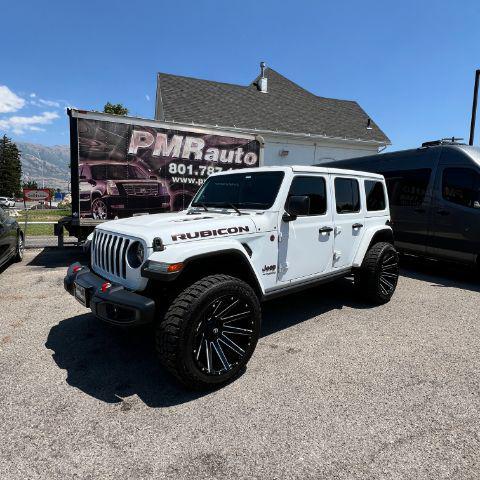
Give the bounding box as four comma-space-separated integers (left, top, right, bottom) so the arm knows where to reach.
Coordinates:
258, 61, 268, 93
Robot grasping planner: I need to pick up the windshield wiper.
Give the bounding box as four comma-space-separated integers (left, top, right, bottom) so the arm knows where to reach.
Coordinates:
205, 202, 244, 215
191, 202, 209, 212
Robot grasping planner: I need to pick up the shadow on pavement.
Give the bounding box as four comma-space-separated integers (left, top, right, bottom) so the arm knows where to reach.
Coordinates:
27, 247, 88, 269
45, 278, 370, 408
399, 255, 480, 294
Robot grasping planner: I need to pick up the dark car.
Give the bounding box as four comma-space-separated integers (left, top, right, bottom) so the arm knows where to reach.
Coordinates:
79, 160, 171, 220
0, 207, 23, 269
324, 140, 480, 266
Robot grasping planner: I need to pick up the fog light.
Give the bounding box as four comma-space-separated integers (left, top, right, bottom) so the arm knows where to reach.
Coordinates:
101, 282, 112, 292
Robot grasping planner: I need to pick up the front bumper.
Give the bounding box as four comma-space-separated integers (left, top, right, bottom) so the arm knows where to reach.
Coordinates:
64, 263, 155, 326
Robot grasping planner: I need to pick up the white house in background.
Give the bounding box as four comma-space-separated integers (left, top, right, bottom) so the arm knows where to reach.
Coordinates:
155, 63, 390, 166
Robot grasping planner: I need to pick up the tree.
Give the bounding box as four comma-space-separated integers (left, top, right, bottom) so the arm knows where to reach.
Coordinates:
22, 180, 38, 189
0, 135, 22, 197
103, 102, 129, 115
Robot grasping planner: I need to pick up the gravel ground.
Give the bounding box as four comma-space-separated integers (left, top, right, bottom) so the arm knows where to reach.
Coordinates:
0, 249, 479, 479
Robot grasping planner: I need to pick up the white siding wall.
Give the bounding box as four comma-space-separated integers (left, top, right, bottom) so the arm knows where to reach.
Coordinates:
262, 135, 379, 167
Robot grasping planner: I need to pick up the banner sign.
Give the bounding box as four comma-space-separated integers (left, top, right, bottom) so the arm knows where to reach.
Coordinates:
77, 118, 260, 220
23, 188, 51, 202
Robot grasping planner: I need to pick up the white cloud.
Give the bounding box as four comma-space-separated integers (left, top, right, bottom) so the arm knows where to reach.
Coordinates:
38, 98, 61, 107
30, 93, 36, 98
0, 111, 59, 135
0, 85, 26, 113
145, 94, 150, 101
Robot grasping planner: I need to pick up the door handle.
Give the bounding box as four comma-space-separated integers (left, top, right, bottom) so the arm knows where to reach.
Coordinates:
319, 226, 333, 234
352, 223, 363, 229
436, 209, 450, 216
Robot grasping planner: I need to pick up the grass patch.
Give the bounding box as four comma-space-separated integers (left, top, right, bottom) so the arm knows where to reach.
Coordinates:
21, 223, 55, 236
17, 208, 71, 222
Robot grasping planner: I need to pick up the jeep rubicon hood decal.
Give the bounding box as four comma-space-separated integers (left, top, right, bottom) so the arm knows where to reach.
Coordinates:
96, 212, 261, 246
171, 225, 250, 241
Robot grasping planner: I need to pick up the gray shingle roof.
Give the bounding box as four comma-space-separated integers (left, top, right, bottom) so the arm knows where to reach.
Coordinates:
155, 68, 390, 144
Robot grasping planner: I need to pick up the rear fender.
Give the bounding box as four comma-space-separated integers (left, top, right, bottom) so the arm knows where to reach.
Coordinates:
352, 226, 394, 268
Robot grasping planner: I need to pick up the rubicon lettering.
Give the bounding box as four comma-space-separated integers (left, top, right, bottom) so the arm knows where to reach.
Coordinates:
172, 226, 250, 241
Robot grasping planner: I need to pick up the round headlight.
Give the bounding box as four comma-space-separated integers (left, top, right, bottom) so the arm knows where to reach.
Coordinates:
127, 241, 144, 268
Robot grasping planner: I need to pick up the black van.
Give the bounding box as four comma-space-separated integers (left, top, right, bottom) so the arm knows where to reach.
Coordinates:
324, 140, 480, 266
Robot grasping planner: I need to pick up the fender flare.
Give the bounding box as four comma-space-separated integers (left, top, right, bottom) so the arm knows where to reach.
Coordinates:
352, 226, 394, 268
144, 240, 265, 295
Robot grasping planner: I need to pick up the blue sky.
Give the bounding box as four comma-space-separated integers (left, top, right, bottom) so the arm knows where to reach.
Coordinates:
0, 0, 479, 150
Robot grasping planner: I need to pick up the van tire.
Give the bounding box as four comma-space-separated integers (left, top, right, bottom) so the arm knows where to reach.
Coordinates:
355, 242, 399, 304
156, 274, 261, 389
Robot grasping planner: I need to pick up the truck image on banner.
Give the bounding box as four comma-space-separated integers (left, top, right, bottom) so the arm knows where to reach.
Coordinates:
70, 109, 262, 221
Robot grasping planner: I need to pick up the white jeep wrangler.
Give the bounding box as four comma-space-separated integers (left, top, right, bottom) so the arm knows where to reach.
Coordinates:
65, 166, 399, 389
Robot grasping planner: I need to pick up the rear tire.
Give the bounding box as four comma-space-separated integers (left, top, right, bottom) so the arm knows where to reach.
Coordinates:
355, 242, 399, 304
156, 274, 261, 389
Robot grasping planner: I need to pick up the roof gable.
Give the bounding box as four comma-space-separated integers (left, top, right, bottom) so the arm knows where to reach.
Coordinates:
156, 67, 389, 144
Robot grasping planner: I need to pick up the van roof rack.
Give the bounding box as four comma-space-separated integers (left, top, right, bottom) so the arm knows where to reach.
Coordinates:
421, 137, 464, 147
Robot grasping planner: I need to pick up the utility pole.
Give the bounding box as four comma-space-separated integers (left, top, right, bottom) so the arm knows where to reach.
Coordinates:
469, 69, 480, 145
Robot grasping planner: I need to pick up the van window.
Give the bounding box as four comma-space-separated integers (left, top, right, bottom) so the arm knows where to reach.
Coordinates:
383, 169, 431, 207
365, 180, 386, 211
442, 168, 480, 208
335, 178, 360, 214
287, 176, 327, 215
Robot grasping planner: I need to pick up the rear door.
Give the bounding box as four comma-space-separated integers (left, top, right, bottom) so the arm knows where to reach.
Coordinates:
428, 164, 480, 263
331, 176, 365, 268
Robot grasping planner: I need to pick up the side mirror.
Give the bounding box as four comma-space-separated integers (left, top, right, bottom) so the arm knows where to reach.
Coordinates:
88, 179, 96, 186
282, 212, 297, 222
284, 195, 310, 221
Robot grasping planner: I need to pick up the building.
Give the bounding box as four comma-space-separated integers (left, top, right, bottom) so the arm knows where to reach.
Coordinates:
155, 63, 390, 166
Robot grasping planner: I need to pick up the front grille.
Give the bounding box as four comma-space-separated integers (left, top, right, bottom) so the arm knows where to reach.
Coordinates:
123, 183, 158, 196
92, 231, 131, 279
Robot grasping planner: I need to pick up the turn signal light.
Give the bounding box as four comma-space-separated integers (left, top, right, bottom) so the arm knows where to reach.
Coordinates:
101, 282, 112, 292
167, 263, 184, 273
73, 265, 82, 273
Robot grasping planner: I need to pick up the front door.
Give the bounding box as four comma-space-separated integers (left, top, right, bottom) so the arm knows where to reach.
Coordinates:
278, 175, 334, 282
427, 166, 480, 263
331, 176, 365, 268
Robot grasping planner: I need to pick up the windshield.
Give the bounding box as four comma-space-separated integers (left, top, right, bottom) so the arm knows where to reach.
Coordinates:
89, 164, 147, 180
192, 171, 285, 210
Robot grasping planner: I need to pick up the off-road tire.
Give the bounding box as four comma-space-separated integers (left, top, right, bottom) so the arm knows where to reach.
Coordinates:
156, 274, 261, 389
13, 231, 24, 262
355, 242, 399, 304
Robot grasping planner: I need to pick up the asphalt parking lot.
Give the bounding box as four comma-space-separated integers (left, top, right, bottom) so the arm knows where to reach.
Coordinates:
1, 249, 479, 479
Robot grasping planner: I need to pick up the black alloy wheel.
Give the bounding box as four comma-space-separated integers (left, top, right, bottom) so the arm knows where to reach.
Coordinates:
377, 248, 399, 297
192, 294, 256, 376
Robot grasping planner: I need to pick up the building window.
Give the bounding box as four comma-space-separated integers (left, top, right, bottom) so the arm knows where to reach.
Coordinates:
442, 168, 480, 208
335, 178, 360, 214
287, 176, 327, 215
365, 180, 386, 211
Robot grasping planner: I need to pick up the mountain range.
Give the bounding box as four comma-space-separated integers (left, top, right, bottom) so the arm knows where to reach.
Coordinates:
17, 142, 70, 190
